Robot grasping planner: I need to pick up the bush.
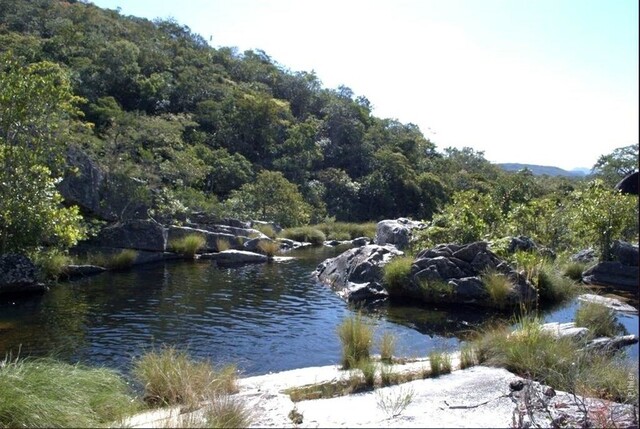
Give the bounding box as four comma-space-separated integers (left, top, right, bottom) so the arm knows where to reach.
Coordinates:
0, 356, 139, 427
107, 249, 138, 270
280, 226, 326, 246
132, 345, 237, 408
337, 313, 373, 369
31, 248, 71, 280
574, 302, 626, 338
481, 269, 513, 308
382, 256, 413, 296
169, 234, 207, 258
256, 240, 280, 257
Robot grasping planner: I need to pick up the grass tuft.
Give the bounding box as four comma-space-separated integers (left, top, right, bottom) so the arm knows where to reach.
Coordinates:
253, 224, 277, 239
382, 256, 413, 296
202, 394, 253, 428
280, 226, 326, 246
379, 332, 396, 363
215, 238, 231, 252
428, 350, 452, 376
574, 302, 626, 338
169, 234, 207, 258
337, 313, 373, 370
535, 260, 579, 303
107, 249, 138, 270
31, 248, 71, 280
481, 269, 513, 308
132, 345, 237, 409
256, 239, 280, 257
460, 344, 477, 369
563, 260, 587, 281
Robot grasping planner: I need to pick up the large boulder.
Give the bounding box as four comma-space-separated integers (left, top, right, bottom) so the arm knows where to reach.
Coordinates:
314, 244, 404, 303
581, 240, 639, 291
615, 171, 639, 195
86, 220, 167, 252
374, 218, 425, 250
0, 254, 47, 296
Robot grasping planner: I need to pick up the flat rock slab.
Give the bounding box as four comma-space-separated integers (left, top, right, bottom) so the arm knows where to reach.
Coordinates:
578, 293, 638, 314
200, 250, 268, 265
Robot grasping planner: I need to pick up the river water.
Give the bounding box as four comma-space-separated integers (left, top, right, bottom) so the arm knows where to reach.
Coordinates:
0, 245, 637, 376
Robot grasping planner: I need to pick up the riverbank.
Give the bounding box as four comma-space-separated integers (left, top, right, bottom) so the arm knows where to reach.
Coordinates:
123, 354, 638, 428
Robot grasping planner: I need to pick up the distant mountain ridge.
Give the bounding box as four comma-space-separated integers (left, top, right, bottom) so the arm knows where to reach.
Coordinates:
497, 163, 589, 177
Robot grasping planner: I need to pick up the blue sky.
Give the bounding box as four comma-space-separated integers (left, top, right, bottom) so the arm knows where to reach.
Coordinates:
90, 0, 638, 170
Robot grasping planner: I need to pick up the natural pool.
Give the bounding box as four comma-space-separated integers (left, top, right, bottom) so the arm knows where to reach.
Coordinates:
0, 245, 637, 376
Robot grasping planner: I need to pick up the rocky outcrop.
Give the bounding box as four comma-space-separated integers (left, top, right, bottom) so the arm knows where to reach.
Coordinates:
615, 171, 639, 195
167, 225, 242, 252
0, 254, 47, 296
374, 218, 425, 250
582, 240, 639, 291
405, 242, 537, 308
570, 248, 597, 263
200, 250, 268, 265
578, 293, 638, 314
85, 219, 167, 252
314, 244, 403, 303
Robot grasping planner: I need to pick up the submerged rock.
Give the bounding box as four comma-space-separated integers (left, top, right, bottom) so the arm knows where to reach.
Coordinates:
200, 250, 268, 265
0, 254, 47, 296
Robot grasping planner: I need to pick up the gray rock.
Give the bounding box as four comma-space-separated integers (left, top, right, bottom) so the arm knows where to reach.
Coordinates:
0, 254, 47, 296
582, 261, 639, 291
584, 335, 639, 353
314, 244, 403, 303
540, 322, 590, 341
374, 218, 425, 250
351, 237, 370, 247
612, 240, 639, 266
507, 236, 537, 253
452, 241, 489, 262
570, 248, 597, 263
167, 225, 241, 252
87, 220, 167, 252
64, 264, 107, 279
200, 250, 268, 265
578, 294, 638, 314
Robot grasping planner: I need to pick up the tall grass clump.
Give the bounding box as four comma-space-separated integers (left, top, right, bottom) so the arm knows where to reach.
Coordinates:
0, 356, 139, 427
562, 260, 587, 281
256, 239, 280, 257
315, 222, 377, 240
428, 351, 452, 376
169, 234, 207, 258
419, 278, 453, 301
460, 344, 477, 369
31, 248, 71, 280
281, 226, 326, 246
574, 302, 625, 338
202, 395, 253, 428
132, 346, 237, 409
337, 313, 373, 369
382, 256, 413, 296
253, 223, 277, 239
535, 260, 579, 304
379, 332, 396, 363
107, 249, 138, 270
481, 269, 513, 308
215, 238, 231, 252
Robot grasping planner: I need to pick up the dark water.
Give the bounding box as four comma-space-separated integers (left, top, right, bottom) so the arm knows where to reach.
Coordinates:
0, 246, 637, 376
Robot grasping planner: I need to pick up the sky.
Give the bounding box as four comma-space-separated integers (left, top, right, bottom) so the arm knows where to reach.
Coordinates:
90, 0, 638, 171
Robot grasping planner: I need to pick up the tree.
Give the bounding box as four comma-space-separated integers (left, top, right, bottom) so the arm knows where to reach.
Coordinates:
0, 54, 86, 253
592, 144, 639, 187
226, 170, 311, 227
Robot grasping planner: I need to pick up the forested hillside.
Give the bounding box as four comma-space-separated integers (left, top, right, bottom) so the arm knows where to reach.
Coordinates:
0, 0, 636, 258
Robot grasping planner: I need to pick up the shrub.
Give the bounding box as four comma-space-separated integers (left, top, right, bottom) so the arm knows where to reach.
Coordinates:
375, 386, 414, 418
428, 351, 452, 376
481, 269, 513, 308
169, 234, 207, 258
31, 248, 71, 280
536, 261, 579, 303
280, 226, 326, 246
382, 256, 413, 296
107, 249, 138, 270
379, 332, 396, 363
337, 313, 373, 369
132, 345, 237, 408
216, 238, 231, 252
256, 240, 280, 257
574, 302, 626, 338
0, 356, 139, 427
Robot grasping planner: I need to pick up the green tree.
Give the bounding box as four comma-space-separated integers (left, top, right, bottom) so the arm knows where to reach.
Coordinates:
226, 170, 311, 227
592, 144, 639, 187
0, 55, 86, 252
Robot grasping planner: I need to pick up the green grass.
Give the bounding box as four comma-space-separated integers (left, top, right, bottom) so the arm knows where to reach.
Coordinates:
382, 256, 413, 296
201, 395, 253, 428
132, 345, 238, 409
31, 248, 71, 280
0, 355, 140, 428
535, 260, 580, 304
256, 239, 280, 257
253, 223, 277, 239
314, 222, 377, 240
106, 249, 138, 270
460, 344, 477, 369
379, 332, 396, 363
562, 260, 587, 281
428, 351, 452, 376
215, 238, 231, 252
472, 315, 637, 403
419, 278, 454, 301
337, 313, 374, 369
169, 234, 207, 258
574, 302, 626, 338
280, 226, 326, 246
481, 269, 513, 308
355, 359, 377, 387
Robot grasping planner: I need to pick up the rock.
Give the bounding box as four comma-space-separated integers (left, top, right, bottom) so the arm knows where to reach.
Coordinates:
0, 254, 47, 296
314, 244, 403, 304
64, 264, 107, 279
167, 225, 241, 252
86, 220, 167, 252
507, 236, 537, 253
200, 250, 268, 265
540, 322, 589, 341
374, 218, 425, 250
578, 294, 638, 314
351, 237, 370, 247
570, 248, 597, 263
615, 171, 639, 195
250, 220, 282, 234
612, 240, 638, 266
583, 335, 639, 353
582, 261, 639, 291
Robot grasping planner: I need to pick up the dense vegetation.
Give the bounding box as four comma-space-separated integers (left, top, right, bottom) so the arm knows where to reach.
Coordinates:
0, 0, 637, 258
